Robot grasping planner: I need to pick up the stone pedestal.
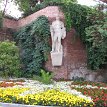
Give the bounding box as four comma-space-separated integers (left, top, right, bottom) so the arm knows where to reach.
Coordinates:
51, 52, 63, 66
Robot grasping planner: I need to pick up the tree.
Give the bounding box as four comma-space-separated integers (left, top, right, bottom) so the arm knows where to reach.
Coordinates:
14, 0, 77, 17
14, 0, 39, 14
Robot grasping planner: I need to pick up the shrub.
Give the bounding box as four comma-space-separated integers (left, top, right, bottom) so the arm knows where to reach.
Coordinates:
85, 12, 107, 70
15, 16, 50, 77
0, 41, 22, 78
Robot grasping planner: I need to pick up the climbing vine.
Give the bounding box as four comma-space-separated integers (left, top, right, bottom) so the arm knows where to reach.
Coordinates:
57, 2, 107, 70
59, 2, 107, 70
61, 3, 93, 38
15, 16, 50, 77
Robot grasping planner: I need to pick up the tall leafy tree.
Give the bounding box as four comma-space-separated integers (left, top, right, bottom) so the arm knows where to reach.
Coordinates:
14, 0, 77, 16
14, 0, 39, 14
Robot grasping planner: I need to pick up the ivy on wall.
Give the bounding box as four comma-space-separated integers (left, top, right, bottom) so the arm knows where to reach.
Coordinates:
15, 16, 50, 77
59, 3, 107, 70
61, 3, 93, 39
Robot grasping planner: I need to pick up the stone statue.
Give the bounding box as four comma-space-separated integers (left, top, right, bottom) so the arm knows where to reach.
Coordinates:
50, 16, 66, 53
50, 15, 66, 66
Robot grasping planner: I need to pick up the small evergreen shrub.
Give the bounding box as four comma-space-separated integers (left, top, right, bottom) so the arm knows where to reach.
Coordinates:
0, 41, 22, 78
15, 16, 50, 77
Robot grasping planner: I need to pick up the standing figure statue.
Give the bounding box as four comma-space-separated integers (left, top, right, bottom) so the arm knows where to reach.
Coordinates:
50, 16, 66, 53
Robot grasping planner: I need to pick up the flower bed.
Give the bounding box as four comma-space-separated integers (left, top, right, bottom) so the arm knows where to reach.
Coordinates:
0, 88, 93, 107
71, 81, 107, 107
0, 80, 94, 107
71, 81, 107, 88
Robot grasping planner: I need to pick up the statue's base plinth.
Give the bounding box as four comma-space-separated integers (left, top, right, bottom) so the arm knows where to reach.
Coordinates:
50, 52, 63, 66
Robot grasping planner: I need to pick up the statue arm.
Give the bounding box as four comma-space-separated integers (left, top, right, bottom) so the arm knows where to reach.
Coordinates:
61, 23, 66, 39
50, 25, 54, 42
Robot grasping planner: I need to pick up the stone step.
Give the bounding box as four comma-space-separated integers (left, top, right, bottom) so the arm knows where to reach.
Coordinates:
0, 102, 60, 107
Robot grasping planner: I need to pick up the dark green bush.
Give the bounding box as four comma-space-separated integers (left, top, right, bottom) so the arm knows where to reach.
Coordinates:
0, 41, 21, 78
85, 13, 107, 70
15, 16, 50, 77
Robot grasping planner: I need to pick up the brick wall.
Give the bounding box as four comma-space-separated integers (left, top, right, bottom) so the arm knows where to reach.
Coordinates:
3, 18, 18, 30
0, 28, 13, 41
2, 6, 88, 80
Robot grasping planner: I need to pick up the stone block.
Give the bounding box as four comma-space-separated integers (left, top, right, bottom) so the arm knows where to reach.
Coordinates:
51, 52, 63, 66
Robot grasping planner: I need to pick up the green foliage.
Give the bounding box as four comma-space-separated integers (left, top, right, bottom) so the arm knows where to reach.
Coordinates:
15, 0, 77, 17
33, 69, 53, 84
61, 3, 107, 70
14, 0, 34, 15
31, 3, 47, 13
61, 4, 93, 34
85, 13, 107, 70
15, 0, 107, 71
0, 41, 21, 78
15, 16, 50, 77
44, 0, 77, 4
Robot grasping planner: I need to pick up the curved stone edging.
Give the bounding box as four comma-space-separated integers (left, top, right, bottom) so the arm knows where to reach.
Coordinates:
0, 103, 60, 107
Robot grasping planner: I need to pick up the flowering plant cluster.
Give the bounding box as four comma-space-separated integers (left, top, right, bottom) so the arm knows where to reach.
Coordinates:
0, 88, 94, 107
0, 81, 24, 87
0, 87, 29, 103
71, 81, 107, 107
22, 89, 93, 106
72, 81, 107, 88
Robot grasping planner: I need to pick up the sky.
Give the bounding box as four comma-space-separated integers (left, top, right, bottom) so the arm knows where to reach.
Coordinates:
0, 0, 23, 18
0, 0, 104, 18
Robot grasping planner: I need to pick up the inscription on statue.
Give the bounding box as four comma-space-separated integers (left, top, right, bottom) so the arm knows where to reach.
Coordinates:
50, 15, 66, 66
